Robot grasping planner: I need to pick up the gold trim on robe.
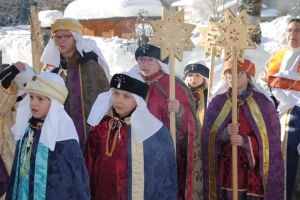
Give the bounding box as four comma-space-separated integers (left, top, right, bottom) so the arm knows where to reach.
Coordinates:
247, 98, 269, 191
131, 129, 144, 200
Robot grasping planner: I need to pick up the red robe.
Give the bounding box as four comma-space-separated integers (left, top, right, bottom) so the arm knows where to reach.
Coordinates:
218, 107, 263, 197
143, 70, 201, 200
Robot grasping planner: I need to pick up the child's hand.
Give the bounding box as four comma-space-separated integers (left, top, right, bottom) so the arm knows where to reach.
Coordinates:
227, 123, 244, 146
167, 99, 181, 114
13, 62, 26, 72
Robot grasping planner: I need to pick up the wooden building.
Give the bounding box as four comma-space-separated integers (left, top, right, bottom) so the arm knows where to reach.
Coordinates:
79, 17, 160, 38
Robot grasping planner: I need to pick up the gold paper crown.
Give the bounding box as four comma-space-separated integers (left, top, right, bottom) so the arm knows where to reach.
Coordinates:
51, 19, 83, 36
25, 75, 68, 104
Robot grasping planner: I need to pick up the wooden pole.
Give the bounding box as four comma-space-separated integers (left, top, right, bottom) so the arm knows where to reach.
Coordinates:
30, 5, 41, 73
208, 46, 216, 97
231, 46, 238, 200
169, 47, 176, 150
0, 50, 2, 65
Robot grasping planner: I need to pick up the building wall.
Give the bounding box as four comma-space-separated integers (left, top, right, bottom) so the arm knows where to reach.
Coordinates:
80, 18, 159, 38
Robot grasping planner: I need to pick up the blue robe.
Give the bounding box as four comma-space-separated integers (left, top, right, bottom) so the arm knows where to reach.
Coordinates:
281, 106, 300, 200
6, 126, 90, 200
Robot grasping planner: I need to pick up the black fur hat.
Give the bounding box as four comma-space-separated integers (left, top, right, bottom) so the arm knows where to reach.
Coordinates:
110, 73, 149, 100
183, 62, 209, 80
135, 44, 169, 65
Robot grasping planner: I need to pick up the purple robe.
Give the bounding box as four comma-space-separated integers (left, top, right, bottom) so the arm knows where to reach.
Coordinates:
201, 90, 284, 199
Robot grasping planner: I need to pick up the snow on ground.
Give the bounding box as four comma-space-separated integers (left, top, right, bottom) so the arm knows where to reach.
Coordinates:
0, 14, 296, 83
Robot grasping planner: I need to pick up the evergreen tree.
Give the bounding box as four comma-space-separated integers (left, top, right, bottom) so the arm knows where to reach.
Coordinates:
238, 0, 262, 44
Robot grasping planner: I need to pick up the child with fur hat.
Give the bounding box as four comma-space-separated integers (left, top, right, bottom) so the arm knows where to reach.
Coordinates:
0, 62, 35, 199
129, 44, 202, 200
85, 71, 177, 199
41, 18, 110, 151
6, 72, 89, 200
201, 58, 284, 199
184, 60, 210, 128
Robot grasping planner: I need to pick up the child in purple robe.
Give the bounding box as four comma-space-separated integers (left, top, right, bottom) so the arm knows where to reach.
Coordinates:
202, 58, 284, 199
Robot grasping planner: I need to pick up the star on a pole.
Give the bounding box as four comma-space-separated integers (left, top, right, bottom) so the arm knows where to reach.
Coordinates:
197, 17, 223, 59
148, 8, 196, 62
215, 9, 257, 62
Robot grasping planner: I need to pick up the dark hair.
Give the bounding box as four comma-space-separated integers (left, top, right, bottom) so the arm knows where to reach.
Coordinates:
246, 74, 254, 90
288, 18, 300, 24
67, 51, 81, 67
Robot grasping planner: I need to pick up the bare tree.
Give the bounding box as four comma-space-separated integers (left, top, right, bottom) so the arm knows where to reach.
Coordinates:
35, 0, 74, 13
196, 0, 226, 21
159, 0, 173, 8
0, 0, 33, 26
238, 0, 262, 44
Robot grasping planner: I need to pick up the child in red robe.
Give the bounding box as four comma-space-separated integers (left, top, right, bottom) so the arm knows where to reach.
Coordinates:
129, 44, 202, 200
85, 71, 177, 200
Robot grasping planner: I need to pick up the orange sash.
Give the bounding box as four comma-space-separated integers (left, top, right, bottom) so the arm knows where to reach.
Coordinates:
268, 76, 300, 91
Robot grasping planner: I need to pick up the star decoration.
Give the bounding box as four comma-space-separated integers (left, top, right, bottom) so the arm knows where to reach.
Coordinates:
148, 8, 196, 62
214, 9, 257, 62
197, 17, 223, 59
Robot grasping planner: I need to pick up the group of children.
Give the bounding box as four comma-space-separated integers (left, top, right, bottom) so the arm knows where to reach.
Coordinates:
0, 17, 299, 200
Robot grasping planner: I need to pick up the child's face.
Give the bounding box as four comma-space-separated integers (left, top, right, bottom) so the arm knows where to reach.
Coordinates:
225, 70, 250, 92
52, 30, 76, 58
138, 56, 161, 77
186, 73, 204, 87
112, 89, 137, 118
29, 92, 51, 120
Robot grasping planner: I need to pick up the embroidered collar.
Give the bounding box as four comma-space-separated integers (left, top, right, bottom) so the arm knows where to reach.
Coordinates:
143, 70, 164, 84
29, 117, 44, 130
226, 89, 253, 107
190, 83, 205, 93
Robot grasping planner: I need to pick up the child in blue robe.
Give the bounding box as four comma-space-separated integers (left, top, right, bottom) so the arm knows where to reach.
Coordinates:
6, 72, 89, 200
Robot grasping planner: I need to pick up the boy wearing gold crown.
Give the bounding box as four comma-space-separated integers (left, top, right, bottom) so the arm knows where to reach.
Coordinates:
85, 71, 177, 199
201, 58, 284, 199
6, 72, 89, 200
41, 18, 110, 151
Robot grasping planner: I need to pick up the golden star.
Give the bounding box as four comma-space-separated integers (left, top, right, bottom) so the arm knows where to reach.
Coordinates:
148, 8, 196, 62
215, 9, 257, 62
197, 17, 223, 59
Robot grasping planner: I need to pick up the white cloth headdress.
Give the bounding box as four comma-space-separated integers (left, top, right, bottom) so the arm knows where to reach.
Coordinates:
11, 72, 78, 151
88, 71, 163, 143
209, 66, 273, 104
14, 62, 36, 96
40, 18, 111, 81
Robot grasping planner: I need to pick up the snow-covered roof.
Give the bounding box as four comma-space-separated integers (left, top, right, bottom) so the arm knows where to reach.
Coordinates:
64, 0, 163, 20
217, 0, 237, 12
171, 0, 194, 7
261, 9, 278, 17
38, 10, 63, 27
